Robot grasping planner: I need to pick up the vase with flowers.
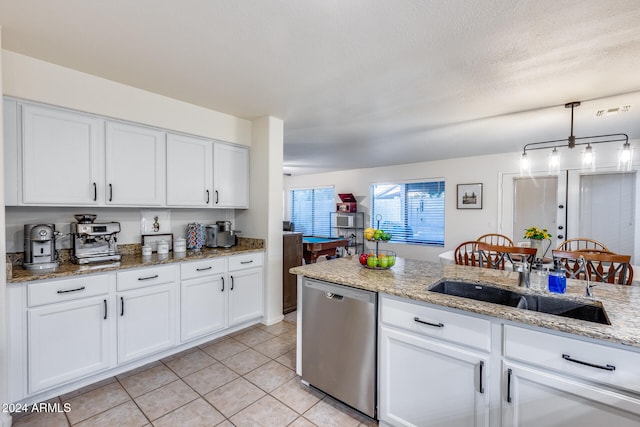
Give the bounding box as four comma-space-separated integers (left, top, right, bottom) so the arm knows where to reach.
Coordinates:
523, 226, 552, 259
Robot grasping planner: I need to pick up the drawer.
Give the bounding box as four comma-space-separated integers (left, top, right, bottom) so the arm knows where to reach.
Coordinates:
228, 252, 263, 271
381, 295, 491, 352
117, 265, 178, 292
28, 274, 112, 307
181, 258, 227, 280
504, 325, 640, 394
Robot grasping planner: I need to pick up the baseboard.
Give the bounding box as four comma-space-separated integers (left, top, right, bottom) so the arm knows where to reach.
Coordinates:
262, 314, 285, 325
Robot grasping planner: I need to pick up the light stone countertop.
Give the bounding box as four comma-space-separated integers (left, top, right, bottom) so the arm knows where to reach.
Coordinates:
290, 256, 640, 350
9, 244, 264, 284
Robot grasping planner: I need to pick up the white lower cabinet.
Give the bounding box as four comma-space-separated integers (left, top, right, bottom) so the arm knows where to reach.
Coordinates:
379, 296, 490, 427
26, 274, 115, 395
181, 274, 227, 341
228, 253, 264, 327
117, 265, 179, 363
502, 362, 640, 427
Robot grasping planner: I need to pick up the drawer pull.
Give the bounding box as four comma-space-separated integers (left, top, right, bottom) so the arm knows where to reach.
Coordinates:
197, 266, 213, 271
103, 299, 108, 320
138, 274, 159, 281
240, 260, 254, 264
507, 368, 513, 403
562, 354, 616, 371
414, 317, 444, 328
57, 286, 86, 294
479, 361, 484, 394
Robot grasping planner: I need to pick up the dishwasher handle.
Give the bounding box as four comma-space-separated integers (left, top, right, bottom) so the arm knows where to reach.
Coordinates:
304, 279, 376, 304
325, 292, 344, 300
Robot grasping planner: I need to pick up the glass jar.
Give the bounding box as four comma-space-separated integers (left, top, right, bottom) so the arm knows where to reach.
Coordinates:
530, 263, 548, 290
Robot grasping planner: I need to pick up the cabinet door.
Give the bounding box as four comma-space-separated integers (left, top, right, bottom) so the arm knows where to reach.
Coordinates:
166, 133, 212, 206
22, 104, 104, 205
106, 121, 165, 205
181, 274, 227, 342
4, 98, 19, 206
213, 142, 249, 208
228, 268, 263, 326
117, 283, 177, 363
379, 326, 489, 427
28, 295, 113, 393
503, 363, 640, 427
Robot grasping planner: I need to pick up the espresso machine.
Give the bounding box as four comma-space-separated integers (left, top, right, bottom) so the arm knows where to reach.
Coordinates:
71, 214, 122, 264
23, 223, 59, 271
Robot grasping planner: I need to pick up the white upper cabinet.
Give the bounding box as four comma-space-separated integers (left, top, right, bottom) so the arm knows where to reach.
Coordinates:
166, 133, 212, 207
213, 142, 249, 208
4, 98, 19, 206
22, 104, 104, 205
106, 121, 166, 206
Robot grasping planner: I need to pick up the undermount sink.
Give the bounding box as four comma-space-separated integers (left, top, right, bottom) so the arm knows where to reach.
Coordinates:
428, 280, 611, 325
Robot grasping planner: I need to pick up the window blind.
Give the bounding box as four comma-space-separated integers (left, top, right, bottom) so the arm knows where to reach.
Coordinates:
371, 181, 445, 246
290, 187, 335, 236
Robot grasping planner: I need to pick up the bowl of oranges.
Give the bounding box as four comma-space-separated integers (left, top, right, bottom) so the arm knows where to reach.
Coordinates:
364, 227, 392, 241
359, 250, 396, 270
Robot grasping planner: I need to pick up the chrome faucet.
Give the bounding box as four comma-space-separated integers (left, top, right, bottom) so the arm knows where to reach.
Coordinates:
514, 260, 530, 288
578, 256, 596, 297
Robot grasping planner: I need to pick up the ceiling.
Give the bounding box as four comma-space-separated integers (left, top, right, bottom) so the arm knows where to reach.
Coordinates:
1, 0, 640, 175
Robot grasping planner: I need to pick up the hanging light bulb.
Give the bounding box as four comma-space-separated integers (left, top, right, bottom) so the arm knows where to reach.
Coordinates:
618, 141, 634, 171
548, 147, 560, 174
520, 151, 529, 175
582, 144, 595, 170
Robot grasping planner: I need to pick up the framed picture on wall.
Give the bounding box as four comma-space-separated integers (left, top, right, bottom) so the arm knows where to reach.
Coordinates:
457, 183, 483, 209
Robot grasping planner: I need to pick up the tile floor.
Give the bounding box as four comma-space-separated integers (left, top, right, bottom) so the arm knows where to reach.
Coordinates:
11, 312, 377, 427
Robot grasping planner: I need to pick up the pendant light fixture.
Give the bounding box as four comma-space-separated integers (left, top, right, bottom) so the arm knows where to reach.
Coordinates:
519, 101, 631, 174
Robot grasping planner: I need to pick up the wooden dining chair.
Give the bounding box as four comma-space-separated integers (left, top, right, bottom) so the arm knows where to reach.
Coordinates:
476, 233, 514, 247
453, 241, 480, 266
477, 243, 537, 271
552, 250, 633, 286
556, 238, 610, 252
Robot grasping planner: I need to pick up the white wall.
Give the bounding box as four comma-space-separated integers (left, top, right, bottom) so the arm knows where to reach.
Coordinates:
2, 50, 252, 146
284, 143, 640, 263
237, 116, 284, 324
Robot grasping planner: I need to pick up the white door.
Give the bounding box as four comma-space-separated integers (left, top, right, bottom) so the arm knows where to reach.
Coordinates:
117, 283, 177, 363
22, 104, 104, 205
228, 268, 263, 326
181, 274, 227, 341
567, 170, 637, 260
166, 133, 212, 207
213, 142, 249, 208
4, 98, 19, 206
28, 296, 112, 393
500, 172, 567, 250
379, 326, 490, 427
106, 121, 165, 205
503, 363, 640, 427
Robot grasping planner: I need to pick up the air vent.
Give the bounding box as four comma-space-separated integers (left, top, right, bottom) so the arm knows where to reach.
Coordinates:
595, 105, 631, 117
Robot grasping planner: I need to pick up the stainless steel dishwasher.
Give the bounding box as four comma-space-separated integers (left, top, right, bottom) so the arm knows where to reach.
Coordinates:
301, 278, 377, 419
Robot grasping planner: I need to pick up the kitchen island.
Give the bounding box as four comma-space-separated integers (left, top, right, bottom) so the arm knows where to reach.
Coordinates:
291, 256, 640, 426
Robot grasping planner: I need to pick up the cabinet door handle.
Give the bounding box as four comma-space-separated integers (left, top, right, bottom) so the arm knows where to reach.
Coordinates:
197, 266, 213, 272
562, 354, 616, 371
93, 182, 97, 201
138, 274, 159, 281
109, 183, 113, 202
103, 299, 108, 320
215, 190, 219, 204
240, 260, 253, 265
478, 361, 484, 394
57, 286, 86, 294
120, 296, 124, 316
414, 317, 444, 328
230, 276, 234, 291
506, 368, 512, 403
221, 276, 225, 292
206, 189, 210, 204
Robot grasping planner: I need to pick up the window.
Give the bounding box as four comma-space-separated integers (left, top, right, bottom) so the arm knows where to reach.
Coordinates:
371, 181, 445, 246
290, 187, 335, 236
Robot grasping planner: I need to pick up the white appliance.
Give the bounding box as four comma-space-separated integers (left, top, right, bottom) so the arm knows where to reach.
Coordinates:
334, 214, 355, 228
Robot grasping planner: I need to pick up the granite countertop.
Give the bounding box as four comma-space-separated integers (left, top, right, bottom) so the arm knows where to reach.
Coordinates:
9, 244, 264, 284
290, 256, 640, 350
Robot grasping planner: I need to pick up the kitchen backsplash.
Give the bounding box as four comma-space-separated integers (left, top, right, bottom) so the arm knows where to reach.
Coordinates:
5, 206, 237, 253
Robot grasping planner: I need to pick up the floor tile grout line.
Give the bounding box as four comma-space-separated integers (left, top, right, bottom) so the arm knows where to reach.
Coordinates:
113, 375, 154, 426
